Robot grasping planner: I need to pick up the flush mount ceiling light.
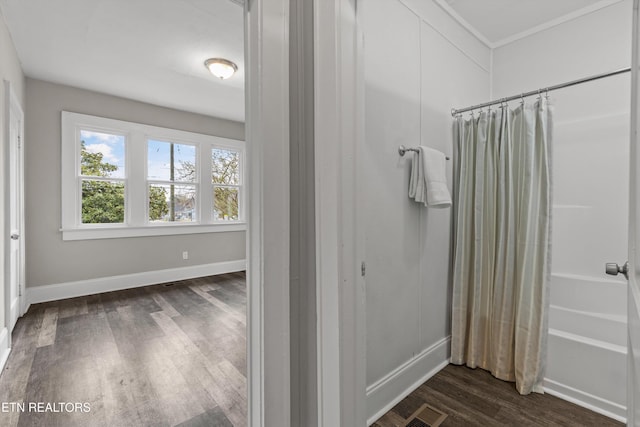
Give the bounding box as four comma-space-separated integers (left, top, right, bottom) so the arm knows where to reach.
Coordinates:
205, 58, 238, 80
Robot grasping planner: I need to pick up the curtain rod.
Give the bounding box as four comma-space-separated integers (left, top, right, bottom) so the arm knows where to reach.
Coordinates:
450, 67, 632, 116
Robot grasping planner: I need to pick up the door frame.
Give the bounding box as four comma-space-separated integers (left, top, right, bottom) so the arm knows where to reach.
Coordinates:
3, 80, 25, 338
246, 0, 367, 424
628, 1, 640, 424
313, 0, 367, 425
245, 0, 292, 425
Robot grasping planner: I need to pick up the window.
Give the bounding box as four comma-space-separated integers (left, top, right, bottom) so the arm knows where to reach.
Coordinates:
148, 140, 197, 223
61, 112, 245, 240
212, 148, 240, 221
79, 130, 126, 224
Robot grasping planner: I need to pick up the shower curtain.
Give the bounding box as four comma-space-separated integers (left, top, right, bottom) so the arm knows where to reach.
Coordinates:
451, 98, 552, 395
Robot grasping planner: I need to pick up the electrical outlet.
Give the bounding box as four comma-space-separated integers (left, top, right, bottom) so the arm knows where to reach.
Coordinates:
182, 251, 189, 260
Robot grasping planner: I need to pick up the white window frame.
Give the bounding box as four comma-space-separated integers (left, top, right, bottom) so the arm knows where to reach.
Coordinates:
61, 111, 246, 241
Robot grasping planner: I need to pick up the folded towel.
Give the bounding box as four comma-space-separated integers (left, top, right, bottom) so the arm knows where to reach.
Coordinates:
408, 146, 451, 208
409, 148, 427, 205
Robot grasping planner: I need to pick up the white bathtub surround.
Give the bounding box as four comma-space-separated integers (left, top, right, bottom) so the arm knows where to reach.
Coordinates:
451, 99, 553, 395
543, 273, 628, 421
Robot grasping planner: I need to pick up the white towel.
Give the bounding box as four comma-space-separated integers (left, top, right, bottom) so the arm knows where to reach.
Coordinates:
409, 148, 427, 205
408, 146, 451, 208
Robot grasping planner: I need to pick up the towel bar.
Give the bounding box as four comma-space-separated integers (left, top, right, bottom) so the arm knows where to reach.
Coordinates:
398, 145, 450, 160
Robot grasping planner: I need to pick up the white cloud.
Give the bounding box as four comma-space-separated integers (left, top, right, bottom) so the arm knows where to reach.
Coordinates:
81, 130, 123, 145
84, 143, 120, 163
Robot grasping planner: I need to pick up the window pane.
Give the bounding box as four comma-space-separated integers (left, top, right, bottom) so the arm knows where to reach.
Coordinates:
81, 179, 125, 224
80, 130, 125, 178
213, 187, 239, 221
149, 184, 196, 223
148, 140, 196, 182
212, 149, 240, 185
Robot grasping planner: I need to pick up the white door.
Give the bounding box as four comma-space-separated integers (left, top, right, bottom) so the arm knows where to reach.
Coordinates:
5, 81, 24, 332
628, 1, 640, 424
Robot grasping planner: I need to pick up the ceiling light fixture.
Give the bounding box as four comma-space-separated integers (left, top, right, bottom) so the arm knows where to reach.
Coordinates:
205, 58, 238, 80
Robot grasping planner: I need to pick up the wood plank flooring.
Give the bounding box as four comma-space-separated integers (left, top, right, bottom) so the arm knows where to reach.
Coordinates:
373, 364, 624, 427
0, 272, 247, 427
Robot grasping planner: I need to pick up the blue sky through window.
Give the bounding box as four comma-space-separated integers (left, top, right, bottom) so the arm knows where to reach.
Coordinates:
80, 130, 125, 179
147, 140, 196, 182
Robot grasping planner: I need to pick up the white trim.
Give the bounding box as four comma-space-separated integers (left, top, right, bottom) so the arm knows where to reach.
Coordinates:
61, 222, 246, 241
430, 0, 493, 47
544, 378, 627, 423
245, 0, 291, 424
432, 0, 626, 49
492, 0, 626, 48
366, 337, 451, 426
0, 327, 9, 376
26, 260, 246, 305
630, 4, 640, 426
314, 0, 366, 425
314, 0, 342, 415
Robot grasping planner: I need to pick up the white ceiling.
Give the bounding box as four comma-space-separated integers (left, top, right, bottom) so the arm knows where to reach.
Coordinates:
441, 0, 621, 46
0, 0, 245, 122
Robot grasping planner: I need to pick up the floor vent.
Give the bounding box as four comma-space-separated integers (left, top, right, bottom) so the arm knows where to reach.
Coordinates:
403, 404, 448, 427
406, 419, 429, 427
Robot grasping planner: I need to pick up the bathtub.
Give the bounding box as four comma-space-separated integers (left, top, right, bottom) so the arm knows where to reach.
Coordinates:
545, 272, 627, 422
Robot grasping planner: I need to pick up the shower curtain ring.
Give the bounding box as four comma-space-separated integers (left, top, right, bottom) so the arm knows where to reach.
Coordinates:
520, 93, 524, 104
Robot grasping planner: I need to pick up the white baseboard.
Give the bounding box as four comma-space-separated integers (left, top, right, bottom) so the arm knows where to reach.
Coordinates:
27, 259, 246, 305
366, 336, 451, 426
544, 378, 626, 423
0, 327, 10, 376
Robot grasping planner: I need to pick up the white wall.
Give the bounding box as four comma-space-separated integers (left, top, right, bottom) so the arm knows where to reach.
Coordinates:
493, 1, 632, 421
24, 79, 246, 289
0, 9, 25, 365
362, 0, 490, 422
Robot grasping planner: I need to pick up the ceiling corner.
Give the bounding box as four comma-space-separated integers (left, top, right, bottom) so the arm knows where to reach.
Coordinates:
431, 0, 496, 49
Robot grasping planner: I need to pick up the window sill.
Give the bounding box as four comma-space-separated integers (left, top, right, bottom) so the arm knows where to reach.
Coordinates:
61, 222, 247, 241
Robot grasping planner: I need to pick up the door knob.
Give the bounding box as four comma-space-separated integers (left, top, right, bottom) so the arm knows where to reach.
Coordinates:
10, 234, 18, 240
605, 261, 629, 280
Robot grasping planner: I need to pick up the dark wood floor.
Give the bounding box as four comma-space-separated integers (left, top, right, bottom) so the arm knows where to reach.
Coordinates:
0, 272, 247, 427
373, 364, 624, 427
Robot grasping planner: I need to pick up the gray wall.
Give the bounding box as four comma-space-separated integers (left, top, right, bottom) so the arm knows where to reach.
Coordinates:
25, 78, 246, 287
0, 10, 26, 328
